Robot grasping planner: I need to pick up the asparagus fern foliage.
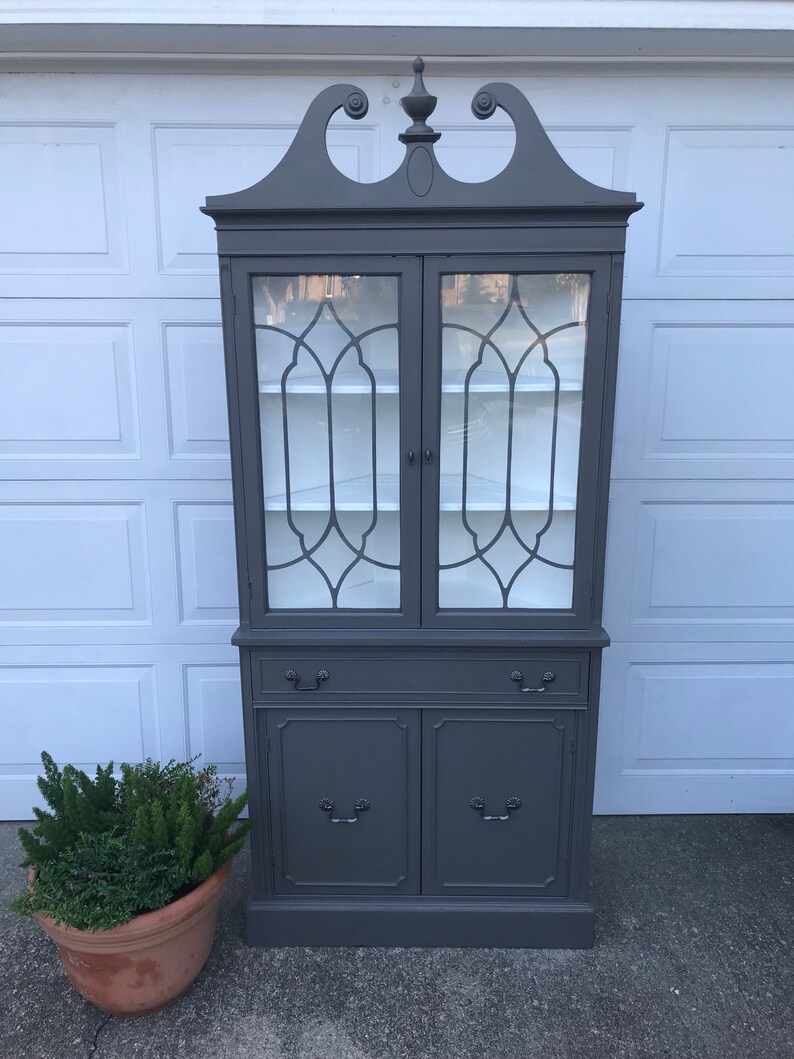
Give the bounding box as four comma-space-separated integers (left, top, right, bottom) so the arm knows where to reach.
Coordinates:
11, 752, 250, 931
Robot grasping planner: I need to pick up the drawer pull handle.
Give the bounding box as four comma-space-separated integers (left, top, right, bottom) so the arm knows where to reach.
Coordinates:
318, 797, 371, 824
510, 670, 555, 693
284, 669, 329, 691
470, 796, 522, 821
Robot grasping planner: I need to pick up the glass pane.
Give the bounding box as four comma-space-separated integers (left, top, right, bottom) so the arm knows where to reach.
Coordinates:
254, 274, 400, 609
438, 272, 590, 610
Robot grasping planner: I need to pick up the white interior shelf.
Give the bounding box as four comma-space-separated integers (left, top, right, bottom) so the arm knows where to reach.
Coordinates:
441, 370, 582, 393
259, 371, 399, 394
259, 370, 581, 395
264, 474, 575, 512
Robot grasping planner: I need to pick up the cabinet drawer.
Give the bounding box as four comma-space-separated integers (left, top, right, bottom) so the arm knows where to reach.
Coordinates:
264, 709, 420, 895
252, 651, 588, 703
422, 709, 576, 897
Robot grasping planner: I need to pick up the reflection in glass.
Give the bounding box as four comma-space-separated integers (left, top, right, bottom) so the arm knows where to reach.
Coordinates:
254, 275, 400, 609
438, 272, 590, 610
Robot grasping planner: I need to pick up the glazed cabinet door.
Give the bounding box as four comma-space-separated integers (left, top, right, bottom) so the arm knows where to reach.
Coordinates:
231, 257, 422, 628
420, 255, 612, 629
422, 709, 576, 896
265, 708, 420, 894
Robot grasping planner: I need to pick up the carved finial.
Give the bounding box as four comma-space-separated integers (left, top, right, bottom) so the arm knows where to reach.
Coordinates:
399, 56, 441, 144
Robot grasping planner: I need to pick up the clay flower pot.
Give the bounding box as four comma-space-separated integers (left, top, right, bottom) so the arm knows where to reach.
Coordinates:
31, 859, 232, 1018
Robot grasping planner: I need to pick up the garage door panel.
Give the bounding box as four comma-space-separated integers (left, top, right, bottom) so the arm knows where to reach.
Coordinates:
0, 662, 158, 818
184, 662, 246, 801
0, 500, 151, 626
434, 123, 634, 190
0, 321, 138, 459
163, 321, 229, 459
595, 644, 794, 814
0, 299, 231, 480
605, 481, 794, 642
174, 501, 238, 624
0, 645, 241, 819
0, 480, 237, 647
0, 122, 127, 274
152, 122, 378, 274
657, 126, 794, 277
614, 303, 794, 480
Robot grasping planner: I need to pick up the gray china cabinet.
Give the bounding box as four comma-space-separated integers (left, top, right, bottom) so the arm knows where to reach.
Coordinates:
202, 61, 641, 947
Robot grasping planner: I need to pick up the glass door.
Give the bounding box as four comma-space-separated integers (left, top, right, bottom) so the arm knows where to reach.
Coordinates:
233, 258, 421, 626
421, 256, 610, 627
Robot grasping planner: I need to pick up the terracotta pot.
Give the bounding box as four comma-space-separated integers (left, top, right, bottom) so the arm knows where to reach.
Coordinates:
31, 858, 232, 1018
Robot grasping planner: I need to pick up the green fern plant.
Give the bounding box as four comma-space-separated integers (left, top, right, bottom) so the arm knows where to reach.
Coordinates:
11, 752, 250, 931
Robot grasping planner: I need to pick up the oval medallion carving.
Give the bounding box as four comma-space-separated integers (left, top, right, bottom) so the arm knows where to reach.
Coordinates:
407, 146, 434, 197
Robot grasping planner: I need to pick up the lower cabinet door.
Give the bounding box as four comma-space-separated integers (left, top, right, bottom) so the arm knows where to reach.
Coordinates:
265, 709, 420, 894
422, 709, 576, 897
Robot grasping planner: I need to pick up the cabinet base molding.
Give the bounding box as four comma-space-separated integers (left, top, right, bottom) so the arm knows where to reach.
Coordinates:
246, 897, 595, 949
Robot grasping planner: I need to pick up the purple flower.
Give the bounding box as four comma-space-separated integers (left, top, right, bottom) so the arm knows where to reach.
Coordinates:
87, 873, 94, 880
67, 882, 75, 891
70, 869, 79, 877
98, 891, 107, 897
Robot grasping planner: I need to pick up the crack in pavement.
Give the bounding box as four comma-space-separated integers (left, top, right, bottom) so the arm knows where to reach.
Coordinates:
86, 1013, 112, 1059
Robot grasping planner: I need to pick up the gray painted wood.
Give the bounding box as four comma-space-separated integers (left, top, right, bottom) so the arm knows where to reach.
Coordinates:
266, 708, 420, 895
206, 61, 641, 947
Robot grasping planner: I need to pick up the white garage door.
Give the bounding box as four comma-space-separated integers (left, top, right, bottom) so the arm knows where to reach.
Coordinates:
1, 70, 792, 817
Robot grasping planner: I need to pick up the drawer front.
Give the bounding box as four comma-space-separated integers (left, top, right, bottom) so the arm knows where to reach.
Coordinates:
265, 709, 419, 895
253, 651, 588, 703
422, 709, 576, 897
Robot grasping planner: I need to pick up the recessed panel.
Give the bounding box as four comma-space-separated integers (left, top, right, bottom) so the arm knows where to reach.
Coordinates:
0, 123, 126, 272
153, 124, 374, 272
423, 710, 574, 896
595, 645, 794, 814
659, 128, 794, 274
0, 664, 157, 770
613, 308, 794, 479
0, 323, 137, 457
267, 710, 419, 894
184, 664, 245, 797
653, 325, 794, 452
175, 502, 238, 623
625, 662, 794, 770
636, 500, 794, 620
0, 502, 150, 624
435, 125, 631, 189
163, 323, 229, 458
550, 128, 633, 191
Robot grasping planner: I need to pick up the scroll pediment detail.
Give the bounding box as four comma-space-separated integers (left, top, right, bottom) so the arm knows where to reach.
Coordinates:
202, 59, 640, 217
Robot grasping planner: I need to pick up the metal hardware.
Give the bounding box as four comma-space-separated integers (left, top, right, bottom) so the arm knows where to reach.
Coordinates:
510, 670, 556, 693
318, 797, 371, 824
469, 796, 522, 821
284, 669, 330, 691
424, 448, 433, 464
407, 450, 415, 465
